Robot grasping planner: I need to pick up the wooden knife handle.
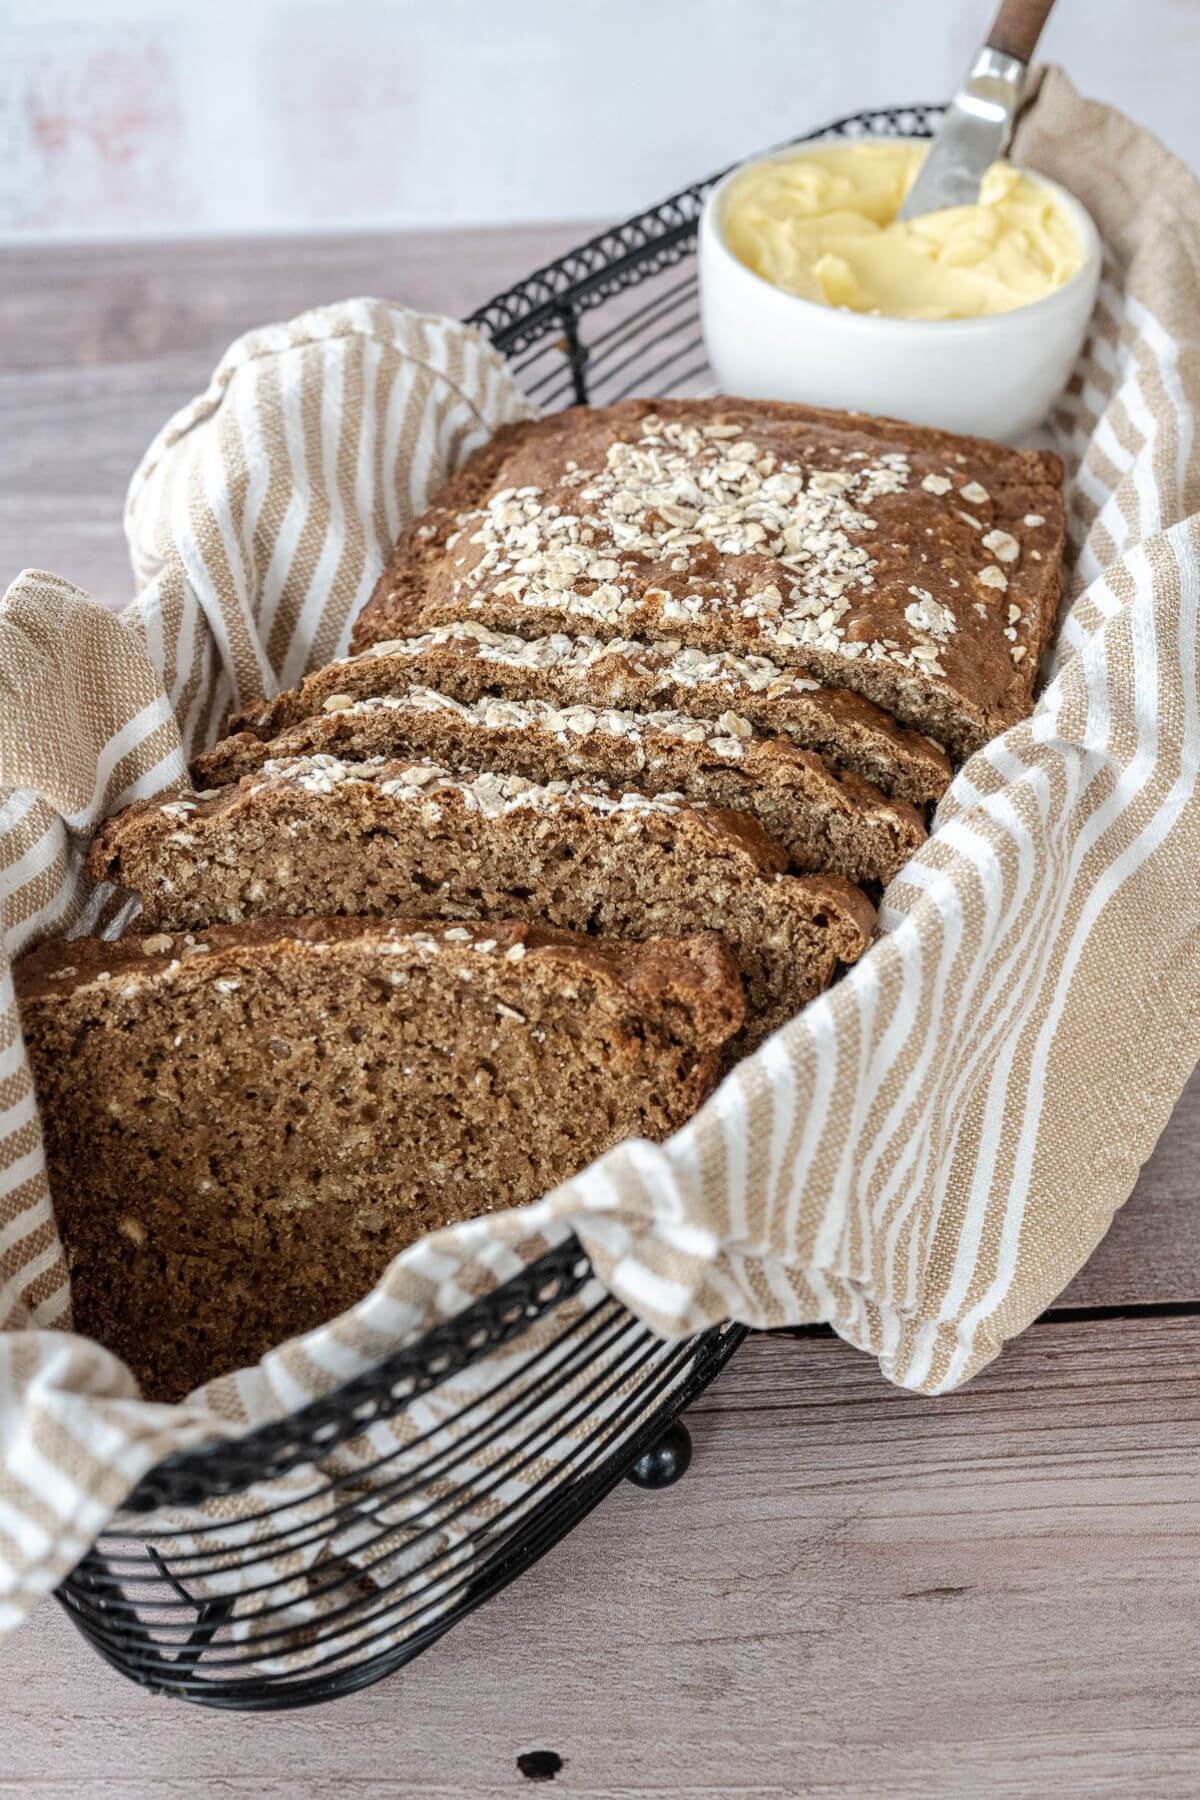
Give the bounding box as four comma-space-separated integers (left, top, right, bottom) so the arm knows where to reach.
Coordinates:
986, 0, 1058, 63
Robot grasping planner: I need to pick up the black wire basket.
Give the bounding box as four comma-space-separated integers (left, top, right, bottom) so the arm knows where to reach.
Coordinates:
54, 100, 944, 1711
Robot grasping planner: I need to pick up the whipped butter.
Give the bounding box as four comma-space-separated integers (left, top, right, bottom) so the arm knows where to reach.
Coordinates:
720, 141, 1084, 321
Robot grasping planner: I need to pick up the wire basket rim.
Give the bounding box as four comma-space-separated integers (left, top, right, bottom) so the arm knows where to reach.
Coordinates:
117, 1233, 596, 1511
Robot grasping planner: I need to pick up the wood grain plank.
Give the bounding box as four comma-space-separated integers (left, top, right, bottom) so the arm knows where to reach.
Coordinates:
0, 224, 597, 371
4, 1322, 1200, 1797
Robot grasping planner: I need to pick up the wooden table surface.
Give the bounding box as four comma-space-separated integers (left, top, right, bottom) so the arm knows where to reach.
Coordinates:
3, 225, 1200, 1799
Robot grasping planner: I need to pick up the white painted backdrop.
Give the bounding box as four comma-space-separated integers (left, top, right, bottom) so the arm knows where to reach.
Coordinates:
2, 0, 1197, 239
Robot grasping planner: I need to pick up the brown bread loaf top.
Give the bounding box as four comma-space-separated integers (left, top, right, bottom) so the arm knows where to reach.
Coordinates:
227, 620, 952, 807
17, 916, 742, 1399
194, 684, 926, 886
86, 755, 875, 1054
351, 397, 1065, 759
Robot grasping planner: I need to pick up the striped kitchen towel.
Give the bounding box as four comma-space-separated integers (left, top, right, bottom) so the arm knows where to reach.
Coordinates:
2, 65, 1199, 1634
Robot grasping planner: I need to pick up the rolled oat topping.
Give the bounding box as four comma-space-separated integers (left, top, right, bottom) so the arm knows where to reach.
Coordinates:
327, 684, 757, 760
246, 753, 695, 828
445, 416, 963, 673
349, 618, 823, 697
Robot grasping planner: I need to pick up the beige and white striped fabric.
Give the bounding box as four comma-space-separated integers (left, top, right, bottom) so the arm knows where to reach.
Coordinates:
3, 67, 1199, 1636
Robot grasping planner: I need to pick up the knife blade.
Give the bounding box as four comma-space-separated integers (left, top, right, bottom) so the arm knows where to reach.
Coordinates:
898, 46, 1026, 221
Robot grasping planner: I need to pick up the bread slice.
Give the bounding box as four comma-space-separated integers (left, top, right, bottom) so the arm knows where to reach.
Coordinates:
17, 916, 742, 1399
226, 621, 952, 808
86, 756, 875, 1054
350, 398, 1065, 759
194, 686, 926, 886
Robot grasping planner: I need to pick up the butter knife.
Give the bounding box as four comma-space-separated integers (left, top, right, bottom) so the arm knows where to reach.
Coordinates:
898, 0, 1059, 220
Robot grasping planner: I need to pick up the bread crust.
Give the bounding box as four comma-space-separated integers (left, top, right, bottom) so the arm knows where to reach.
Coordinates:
352, 397, 1064, 758
227, 623, 953, 807
15, 914, 743, 1028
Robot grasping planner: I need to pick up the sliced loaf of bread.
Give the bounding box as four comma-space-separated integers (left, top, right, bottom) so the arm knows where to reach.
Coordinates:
17, 916, 742, 1399
86, 756, 875, 1054
226, 622, 953, 807
193, 686, 926, 885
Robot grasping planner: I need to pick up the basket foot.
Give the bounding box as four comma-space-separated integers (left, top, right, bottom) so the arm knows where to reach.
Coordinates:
626, 1420, 693, 1490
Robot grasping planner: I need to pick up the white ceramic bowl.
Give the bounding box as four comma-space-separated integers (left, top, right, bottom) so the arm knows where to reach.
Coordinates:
698, 140, 1102, 442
